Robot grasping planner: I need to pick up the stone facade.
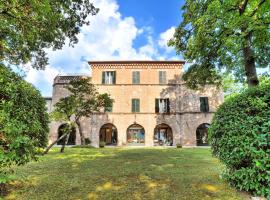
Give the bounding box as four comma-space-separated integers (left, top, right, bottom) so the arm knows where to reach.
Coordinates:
48, 61, 224, 147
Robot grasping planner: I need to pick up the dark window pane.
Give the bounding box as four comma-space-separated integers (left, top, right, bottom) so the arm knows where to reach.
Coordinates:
200, 97, 209, 112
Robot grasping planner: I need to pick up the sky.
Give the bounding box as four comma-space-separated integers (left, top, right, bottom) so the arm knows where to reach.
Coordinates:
23, 0, 185, 96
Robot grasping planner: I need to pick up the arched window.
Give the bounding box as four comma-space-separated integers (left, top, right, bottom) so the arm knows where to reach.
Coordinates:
99, 123, 118, 145
57, 124, 76, 145
154, 124, 173, 146
127, 124, 145, 145
196, 123, 210, 146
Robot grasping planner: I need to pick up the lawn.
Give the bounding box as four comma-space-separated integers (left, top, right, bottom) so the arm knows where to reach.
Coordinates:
4, 148, 249, 200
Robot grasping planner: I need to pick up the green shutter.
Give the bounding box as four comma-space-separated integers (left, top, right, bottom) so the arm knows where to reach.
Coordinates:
113, 71, 116, 84
159, 71, 162, 84
200, 97, 209, 112
166, 98, 170, 113
132, 71, 136, 84
205, 97, 209, 112
132, 71, 140, 84
155, 99, 159, 113
132, 99, 135, 112
137, 99, 140, 112
102, 72, 105, 84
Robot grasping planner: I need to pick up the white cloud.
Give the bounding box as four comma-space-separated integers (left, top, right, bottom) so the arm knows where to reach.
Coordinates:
158, 26, 175, 53
24, 0, 178, 96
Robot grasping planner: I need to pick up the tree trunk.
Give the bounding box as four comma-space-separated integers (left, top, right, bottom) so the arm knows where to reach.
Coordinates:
76, 119, 85, 145
43, 133, 67, 154
60, 133, 70, 153
242, 32, 259, 87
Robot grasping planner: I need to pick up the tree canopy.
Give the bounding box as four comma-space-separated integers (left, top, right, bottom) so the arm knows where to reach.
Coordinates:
169, 0, 270, 89
0, 0, 98, 69
0, 64, 49, 182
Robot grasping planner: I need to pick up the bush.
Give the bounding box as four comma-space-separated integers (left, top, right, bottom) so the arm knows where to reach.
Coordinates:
84, 138, 91, 145
0, 65, 49, 183
209, 81, 270, 198
99, 141, 105, 148
176, 144, 182, 148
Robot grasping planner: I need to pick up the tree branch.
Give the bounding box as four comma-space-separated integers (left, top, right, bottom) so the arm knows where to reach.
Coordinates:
239, 0, 249, 15
250, 0, 266, 17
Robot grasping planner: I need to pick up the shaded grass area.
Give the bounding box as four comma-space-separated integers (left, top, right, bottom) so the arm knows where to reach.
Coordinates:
4, 148, 248, 200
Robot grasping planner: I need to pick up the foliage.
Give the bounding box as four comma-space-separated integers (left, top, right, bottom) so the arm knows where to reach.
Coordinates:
84, 138, 91, 145
169, 0, 270, 88
4, 148, 248, 200
0, 65, 49, 183
209, 82, 270, 198
0, 0, 98, 69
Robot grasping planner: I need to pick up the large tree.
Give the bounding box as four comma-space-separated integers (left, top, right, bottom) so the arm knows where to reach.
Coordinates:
0, 0, 98, 69
44, 77, 113, 154
169, 0, 270, 89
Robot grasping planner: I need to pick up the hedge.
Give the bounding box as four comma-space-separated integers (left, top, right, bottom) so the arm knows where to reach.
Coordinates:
209, 81, 270, 198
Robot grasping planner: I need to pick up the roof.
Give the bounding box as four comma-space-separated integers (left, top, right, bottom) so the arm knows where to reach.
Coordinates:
88, 60, 185, 65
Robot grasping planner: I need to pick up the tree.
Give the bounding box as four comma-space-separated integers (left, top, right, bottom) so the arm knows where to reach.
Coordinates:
0, 0, 98, 69
169, 0, 270, 89
44, 77, 113, 154
0, 64, 49, 184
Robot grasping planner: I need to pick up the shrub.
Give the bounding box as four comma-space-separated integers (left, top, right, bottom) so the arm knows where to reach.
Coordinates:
0, 65, 49, 183
84, 138, 91, 145
209, 81, 270, 198
176, 144, 182, 148
99, 141, 105, 148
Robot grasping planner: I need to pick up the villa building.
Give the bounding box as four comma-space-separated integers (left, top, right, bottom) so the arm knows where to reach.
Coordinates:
47, 61, 223, 147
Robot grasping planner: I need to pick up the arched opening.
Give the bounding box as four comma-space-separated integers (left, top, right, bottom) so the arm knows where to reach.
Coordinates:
196, 123, 210, 146
57, 124, 76, 145
154, 124, 173, 146
99, 123, 118, 146
127, 124, 145, 145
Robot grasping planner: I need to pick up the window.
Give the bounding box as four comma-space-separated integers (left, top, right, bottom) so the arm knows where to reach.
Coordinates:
155, 98, 170, 113
102, 71, 116, 84
132, 71, 140, 84
200, 97, 209, 112
132, 99, 140, 112
159, 71, 166, 84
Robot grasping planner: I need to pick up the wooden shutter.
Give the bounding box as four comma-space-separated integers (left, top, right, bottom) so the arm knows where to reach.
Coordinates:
137, 99, 140, 112
166, 98, 170, 113
204, 97, 209, 112
102, 72, 105, 84
112, 71, 116, 84
155, 98, 159, 113
159, 71, 162, 84
132, 99, 135, 112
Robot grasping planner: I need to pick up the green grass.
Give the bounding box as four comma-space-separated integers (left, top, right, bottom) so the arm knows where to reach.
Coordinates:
4, 148, 249, 200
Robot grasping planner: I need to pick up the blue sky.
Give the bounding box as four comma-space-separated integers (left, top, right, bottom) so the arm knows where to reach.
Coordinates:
24, 0, 185, 96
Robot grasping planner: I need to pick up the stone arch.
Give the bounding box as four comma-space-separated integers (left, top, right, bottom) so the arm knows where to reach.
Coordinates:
57, 124, 76, 145
126, 123, 145, 146
196, 123, 210, 146
154, 123, 173, 146
99, 123, 118, 146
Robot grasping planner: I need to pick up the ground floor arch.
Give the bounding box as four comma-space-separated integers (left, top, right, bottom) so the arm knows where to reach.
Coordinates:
154, 123, 173, 146
126, 124, 145, 145
99, 123, 118, 145
196, 123, 210, 146
57, 124, 76, 145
